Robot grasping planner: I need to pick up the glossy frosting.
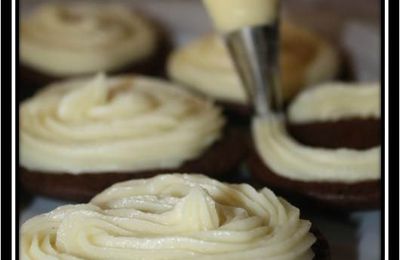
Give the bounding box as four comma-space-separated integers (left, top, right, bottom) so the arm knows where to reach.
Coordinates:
168, 22, 338, 104
21, 174, 316, 259
20, 3, 158, 76
203, 0, 279, 33
20, 75, 224, 173
288, 82, 380, 123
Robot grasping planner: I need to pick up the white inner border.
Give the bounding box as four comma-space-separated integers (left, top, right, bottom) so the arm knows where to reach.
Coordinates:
384, 0, 389, 259
12, 0, 17, 258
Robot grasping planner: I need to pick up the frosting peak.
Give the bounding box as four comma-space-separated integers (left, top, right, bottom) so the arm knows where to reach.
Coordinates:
176, 187, 220, 232
58, 74, 108, 121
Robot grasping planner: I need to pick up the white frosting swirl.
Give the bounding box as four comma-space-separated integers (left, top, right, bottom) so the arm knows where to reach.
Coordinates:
169, 34, 247, 103
254, 83, 380, 182
21, 174, 316, 260
168, 22, 339, 104
20, 3, 158, 76
288, 82, 380, 123
253, 116, 380, 182
20, 75, 224, 174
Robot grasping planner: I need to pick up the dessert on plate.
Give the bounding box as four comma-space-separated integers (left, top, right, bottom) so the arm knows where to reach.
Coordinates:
247, 82, 380, 210
20, 174, 330, 260
19, 74, 245, 201
168, 21, 340, 115
20, 3, 170, 99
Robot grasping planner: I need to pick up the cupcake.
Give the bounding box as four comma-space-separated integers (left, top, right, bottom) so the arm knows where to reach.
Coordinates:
248, 82, 380, 210
20, 174, 330, 259
167, 21, 340, 115
19, 3, 170, 100
19, 74, 245, 201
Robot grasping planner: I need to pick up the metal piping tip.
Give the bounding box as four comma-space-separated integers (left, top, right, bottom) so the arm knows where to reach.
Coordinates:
224, 22, 283, 116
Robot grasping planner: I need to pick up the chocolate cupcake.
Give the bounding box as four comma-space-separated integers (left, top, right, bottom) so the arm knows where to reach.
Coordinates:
248, 83, 380, 210
20, 174, 329, 259
167, 21, 340, 116
19, 74, 245, 202
19, 3, 170, 100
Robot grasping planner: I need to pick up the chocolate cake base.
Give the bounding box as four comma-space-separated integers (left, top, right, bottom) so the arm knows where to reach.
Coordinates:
247, 148, 380, 210
20, 128, 247, 202
287, 118, 381, 149
311, 225, 331, 260
19, 26, 172, 101
218, 101, 252, 125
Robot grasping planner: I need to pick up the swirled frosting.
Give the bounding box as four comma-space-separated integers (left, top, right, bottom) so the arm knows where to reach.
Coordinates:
20, 3, 158, 76
288, 82, 380, 123
20, 74, 224, 173
254, 83, 380, 182
21, 174, 316, 259
253, 116, 380, 182
168, 22, 339, 104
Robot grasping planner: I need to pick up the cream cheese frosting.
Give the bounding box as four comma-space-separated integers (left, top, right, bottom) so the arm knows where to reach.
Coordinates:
253, 116, 380, 183
169, 34, 247, 103
20, 3, 158, 76
288, 82, 380, 123
253, 83, 380, 182
21, 174, 316, 260
203, 0, 280, 33
168, 22, 339, 104
19, 74, 224, 174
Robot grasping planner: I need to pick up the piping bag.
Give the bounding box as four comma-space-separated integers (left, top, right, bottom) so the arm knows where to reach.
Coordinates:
203, 0, 283, 117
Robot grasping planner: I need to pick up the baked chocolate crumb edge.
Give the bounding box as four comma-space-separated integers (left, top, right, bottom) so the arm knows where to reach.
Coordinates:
311, 224, 331, 260
286, 118, 381, 149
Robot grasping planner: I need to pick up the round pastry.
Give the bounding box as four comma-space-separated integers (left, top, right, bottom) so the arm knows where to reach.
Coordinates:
19, 74, 245, 202
248, 83, 380, 210
167, 21, 340, 114
20, 174, 330, 260
20, 3, 170, 100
